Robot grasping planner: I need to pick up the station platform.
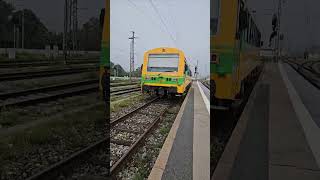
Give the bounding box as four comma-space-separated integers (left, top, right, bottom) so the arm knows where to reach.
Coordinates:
148, 81, 210, 180
213, 61, 320, 180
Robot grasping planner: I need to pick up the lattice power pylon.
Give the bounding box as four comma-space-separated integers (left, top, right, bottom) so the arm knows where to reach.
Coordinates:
63, 0, 78, 60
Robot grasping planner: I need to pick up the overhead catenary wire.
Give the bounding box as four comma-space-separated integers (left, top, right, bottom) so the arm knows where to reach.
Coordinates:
126, 0, 174, 45
125, 0, 179, 66
147, 0, 177, 46
163, 0, 179, 44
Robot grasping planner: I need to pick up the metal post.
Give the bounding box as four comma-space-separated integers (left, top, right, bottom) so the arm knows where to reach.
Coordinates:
63, 0, 68, 62
16, 27, 19, 48
71, 0, 78, 55
22, 10, 24, 49
13, 24, 16, 48
74, 0, 78, 54
129, 31, 137, 80
276, 0, 282, 62
68, 0, 72, 57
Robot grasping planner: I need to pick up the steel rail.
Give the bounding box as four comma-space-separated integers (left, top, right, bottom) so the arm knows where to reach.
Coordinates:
26, 138, 108, 180
0, 67, 98, 81
284, 60, 320, 90
0, 79, 98, 100
110, 98, 172, 176
0, 60, 99, 68
25, 97, 159, 180
110, 97, 159, 125
0, 84, 98, 110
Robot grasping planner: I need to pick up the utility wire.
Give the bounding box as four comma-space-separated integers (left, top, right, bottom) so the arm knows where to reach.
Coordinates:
164, 0, 178, 44
148, 0, 177, 46
126, 0, 170, 42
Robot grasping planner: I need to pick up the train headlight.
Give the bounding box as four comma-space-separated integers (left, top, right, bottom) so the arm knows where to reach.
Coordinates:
172, 78, 178, 82
145, 76, 151, 80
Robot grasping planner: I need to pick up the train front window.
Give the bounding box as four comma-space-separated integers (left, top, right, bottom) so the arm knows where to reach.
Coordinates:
211, 0, 220, 35
147, 54, 179, 72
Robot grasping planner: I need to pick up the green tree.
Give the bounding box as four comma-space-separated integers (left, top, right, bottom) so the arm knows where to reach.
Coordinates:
12, 9, 49, 49
0, 0, 14, 47
79, 17, 101, 51
112, 64, 128, 77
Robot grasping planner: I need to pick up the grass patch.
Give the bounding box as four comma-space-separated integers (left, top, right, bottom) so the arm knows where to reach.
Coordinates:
0, 55, 7, 61
110, 92, 140, 102
0, 107, 41, 128
127, 105, 180, 179
159, 125, 170, 136
1, 72, 98, 93
15, 53, 47, 61
110, 94, 144, 112
0, 94, 100, 128
132, 151, 154, 180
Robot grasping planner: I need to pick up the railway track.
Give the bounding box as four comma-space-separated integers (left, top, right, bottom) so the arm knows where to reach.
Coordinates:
26, 137, 109, 180
284, 60, 320, 89
111, 86, 140, 97
0, 60, 99, 68
0, 79, 98, 110
0, 81, 140, 110
201, 80, 210, 90
0, 66, 98, 82
110, 97, 175, 176
301, 60, 320, 76
25, 97, 175, 179
110, 81, 139, 87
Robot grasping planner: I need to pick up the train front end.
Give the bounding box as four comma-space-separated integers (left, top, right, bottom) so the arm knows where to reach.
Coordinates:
141, 47, 191, 95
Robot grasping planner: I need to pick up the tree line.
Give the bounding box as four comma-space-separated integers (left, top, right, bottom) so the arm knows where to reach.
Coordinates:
0, 0, 101, 50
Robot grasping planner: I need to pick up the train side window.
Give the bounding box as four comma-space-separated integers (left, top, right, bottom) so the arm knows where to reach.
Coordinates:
184, 64, 188, 75
239, 5, 248, 32
99, 8, 105, 28
211, 0, 221, 35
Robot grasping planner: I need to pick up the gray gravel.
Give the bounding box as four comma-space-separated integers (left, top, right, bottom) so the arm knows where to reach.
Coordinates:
68, 147, 109, 179
110, 96, 153, 120
0, 104, 105, 180
0, 93, 100, 128
115, 101, 181, 179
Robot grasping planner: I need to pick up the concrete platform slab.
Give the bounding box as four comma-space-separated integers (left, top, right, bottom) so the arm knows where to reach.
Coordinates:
148, 81, 210, 180
212, 62, 320, 180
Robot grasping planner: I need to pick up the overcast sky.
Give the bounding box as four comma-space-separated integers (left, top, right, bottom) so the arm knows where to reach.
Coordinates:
5, 0, 319, 58
5, 0, 105, 33
247, 0, 320, 55
111, 0, 210, 77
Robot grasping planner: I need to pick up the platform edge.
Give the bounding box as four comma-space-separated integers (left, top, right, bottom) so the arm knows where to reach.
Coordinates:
148, 86, 193, 180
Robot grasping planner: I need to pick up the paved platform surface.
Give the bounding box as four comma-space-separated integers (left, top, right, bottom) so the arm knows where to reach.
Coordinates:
149, 81, 210, 180
213, 62, 320, 180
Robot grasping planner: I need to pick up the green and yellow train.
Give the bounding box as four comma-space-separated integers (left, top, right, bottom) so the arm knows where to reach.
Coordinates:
211, 0, 263, 109
99, 0, 109, 100
141, 47, 192, 96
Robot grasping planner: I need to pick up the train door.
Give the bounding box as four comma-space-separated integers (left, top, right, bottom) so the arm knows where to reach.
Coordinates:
234, 0, 247, 100
231, 0, 242, 100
